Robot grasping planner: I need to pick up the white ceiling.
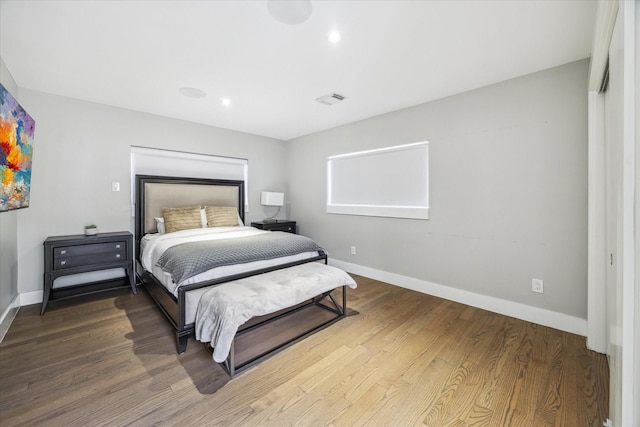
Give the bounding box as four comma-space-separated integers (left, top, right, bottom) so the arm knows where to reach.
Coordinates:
0, 0, 596, 141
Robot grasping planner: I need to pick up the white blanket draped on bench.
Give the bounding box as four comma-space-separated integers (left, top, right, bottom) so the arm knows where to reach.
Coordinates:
195, 262, 357, 363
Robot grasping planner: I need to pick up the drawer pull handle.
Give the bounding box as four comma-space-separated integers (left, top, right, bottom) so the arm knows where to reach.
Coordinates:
115, 244, 121, 249
60, 260, 67, 266
116, 254, 121, 258
60, 250, 67, 255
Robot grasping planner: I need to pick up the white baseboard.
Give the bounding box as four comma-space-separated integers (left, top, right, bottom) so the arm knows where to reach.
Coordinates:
330, 259, 587, 337
6, 264, 587, 340
19, 290, 44, 307
0, 294, 21, 343
1, 290, 47, 343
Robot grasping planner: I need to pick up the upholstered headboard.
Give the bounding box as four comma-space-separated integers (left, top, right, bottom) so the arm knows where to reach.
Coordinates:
134, 175, 245, 258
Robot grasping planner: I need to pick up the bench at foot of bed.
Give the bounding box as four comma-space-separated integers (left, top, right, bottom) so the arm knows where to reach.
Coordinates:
194, 262, 357, 377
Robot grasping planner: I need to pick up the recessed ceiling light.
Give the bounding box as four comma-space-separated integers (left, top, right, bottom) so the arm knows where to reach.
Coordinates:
178, 87, 206, 98
328, 31, 341, 44
222, 97, 231, 107
267, 0, 312, 25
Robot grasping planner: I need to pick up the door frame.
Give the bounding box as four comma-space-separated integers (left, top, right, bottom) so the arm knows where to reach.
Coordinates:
587, 1, 637, 425
587, 0, 618, 355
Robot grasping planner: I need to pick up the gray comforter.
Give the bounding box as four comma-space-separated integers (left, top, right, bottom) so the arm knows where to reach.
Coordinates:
156, 231, 325, 284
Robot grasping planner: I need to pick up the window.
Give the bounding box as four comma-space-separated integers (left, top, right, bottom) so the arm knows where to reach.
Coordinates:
327, 141, 429, 220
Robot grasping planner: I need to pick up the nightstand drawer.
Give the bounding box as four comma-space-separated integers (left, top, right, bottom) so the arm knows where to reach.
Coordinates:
271, 224, 295, 233
251, 220, 297, 234
54, 241, 126, 259
54, 251, 127, 270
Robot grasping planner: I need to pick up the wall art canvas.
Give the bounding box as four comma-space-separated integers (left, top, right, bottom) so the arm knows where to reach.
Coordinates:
1, 83, 35, 212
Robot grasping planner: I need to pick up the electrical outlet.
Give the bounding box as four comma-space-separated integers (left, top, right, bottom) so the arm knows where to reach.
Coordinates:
532, 278, 544, 293
351, 246, 357, 255
111, 181, 120, 192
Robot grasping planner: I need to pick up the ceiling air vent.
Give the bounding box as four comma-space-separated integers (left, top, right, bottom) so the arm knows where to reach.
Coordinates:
316, 93, 346, 106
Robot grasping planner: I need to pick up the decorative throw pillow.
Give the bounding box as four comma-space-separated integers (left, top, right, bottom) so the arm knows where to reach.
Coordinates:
162, 205, 202, 233
205, 206, 240, 227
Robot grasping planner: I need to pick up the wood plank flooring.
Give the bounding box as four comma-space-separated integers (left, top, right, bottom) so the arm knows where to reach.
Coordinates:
0, 275, 609, 426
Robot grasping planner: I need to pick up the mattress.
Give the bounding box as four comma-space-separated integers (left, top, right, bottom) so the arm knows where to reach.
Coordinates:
140, 226, 323, 297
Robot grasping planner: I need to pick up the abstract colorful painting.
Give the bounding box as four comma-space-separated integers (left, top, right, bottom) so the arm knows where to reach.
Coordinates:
1, 83, 35, 212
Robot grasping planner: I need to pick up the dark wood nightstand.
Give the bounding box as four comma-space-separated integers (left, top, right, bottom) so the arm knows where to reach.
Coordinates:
251, 220, 297, 234
42, 231, 136, 314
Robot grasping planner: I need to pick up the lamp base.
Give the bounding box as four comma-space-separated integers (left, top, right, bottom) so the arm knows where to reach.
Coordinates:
262, 218, 278, 223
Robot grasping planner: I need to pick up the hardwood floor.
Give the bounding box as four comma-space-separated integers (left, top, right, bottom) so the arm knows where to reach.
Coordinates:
0, 275, 608, 426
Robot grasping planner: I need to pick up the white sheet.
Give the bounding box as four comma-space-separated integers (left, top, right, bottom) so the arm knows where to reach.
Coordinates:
194, 262, 357, 363
140, 227, 324, 296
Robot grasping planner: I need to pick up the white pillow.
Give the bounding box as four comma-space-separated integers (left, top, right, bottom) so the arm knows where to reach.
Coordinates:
154, 217, 166, 234
201, 208, 208, 227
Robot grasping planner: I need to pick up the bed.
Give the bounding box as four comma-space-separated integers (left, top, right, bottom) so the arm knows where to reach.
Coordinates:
134, 175, 354, 376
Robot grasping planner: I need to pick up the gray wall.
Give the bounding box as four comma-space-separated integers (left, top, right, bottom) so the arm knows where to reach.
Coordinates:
6, 58, 590, 323
0, 56, 19, 327
287, 59, 589, 319
15, 89, 288, 296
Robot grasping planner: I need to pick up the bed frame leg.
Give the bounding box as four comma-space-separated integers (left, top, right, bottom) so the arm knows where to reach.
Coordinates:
177, 334, 188, 354
228, 341, 236, 378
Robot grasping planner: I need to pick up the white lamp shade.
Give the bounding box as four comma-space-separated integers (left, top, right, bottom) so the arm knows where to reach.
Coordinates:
261, 191, 284, 206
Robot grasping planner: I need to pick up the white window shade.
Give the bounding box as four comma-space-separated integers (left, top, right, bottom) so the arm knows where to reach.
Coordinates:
131, 146, 249, 209
327, 141, 429, 219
